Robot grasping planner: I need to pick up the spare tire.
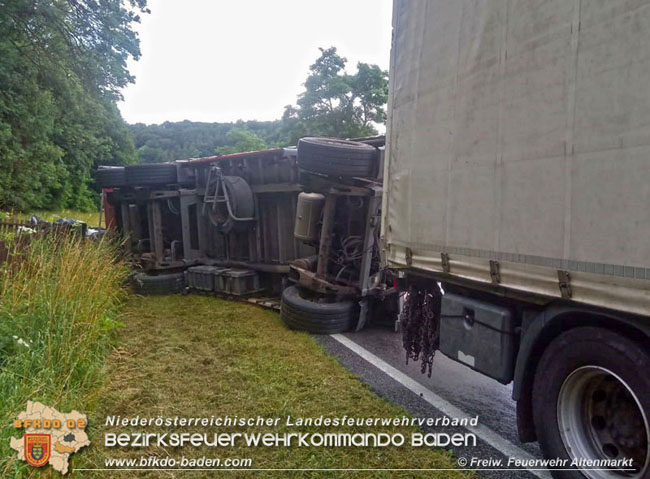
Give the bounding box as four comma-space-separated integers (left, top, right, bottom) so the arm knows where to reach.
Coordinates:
132, 272, 185, 295
125, 163, 178, 186
297, 137, 378, 178
223, 176, 255, 219
206, 175, 255, 234
280, 285, 358, 334
95, 167, 126, 187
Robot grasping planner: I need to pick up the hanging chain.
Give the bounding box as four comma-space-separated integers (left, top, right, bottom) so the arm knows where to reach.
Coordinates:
400, 286, 440, 377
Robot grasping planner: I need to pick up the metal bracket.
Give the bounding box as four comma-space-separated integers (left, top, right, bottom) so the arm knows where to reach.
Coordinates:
202, 166, 255, 224
441, 252, 450, 273
489, 260, 501, 284
558, 270, 572, 299
355, 299, 370, 332
405, 247, 413, 266
293, 265, 357, 296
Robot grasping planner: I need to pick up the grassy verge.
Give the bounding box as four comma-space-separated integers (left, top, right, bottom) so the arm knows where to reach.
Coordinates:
77, 295, 470, 479
0, 236, 128, 477
1, 210, 101, 228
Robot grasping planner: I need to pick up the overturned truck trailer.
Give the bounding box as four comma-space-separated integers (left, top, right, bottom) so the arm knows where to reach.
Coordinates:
97, 136, 398, 333
383, 1, 650, 477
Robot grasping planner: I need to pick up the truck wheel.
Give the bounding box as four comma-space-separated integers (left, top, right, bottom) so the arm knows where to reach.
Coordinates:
132, 272, 185, 295
533, 327, 650, 479
297, 137, 378, 178
280, 285, 358, 334
205, 176, 255, 234
95, 167, 126, 187
125, 163, 178, 186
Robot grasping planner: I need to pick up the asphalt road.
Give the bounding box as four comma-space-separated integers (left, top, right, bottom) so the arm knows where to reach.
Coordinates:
315, 324, 550, 479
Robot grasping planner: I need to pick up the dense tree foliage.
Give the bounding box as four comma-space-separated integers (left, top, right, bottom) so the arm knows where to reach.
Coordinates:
131, 47, 389, 162
1, 9, 388, 212
0, 0, 146, 211
129, 120, 283, 163
215, 128, 267, 155
282, 47, 388, 144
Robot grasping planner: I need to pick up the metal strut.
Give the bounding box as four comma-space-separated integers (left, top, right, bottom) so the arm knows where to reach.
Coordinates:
202, 166, 255, 225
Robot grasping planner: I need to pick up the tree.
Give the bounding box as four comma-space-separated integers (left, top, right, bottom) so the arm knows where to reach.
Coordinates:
282, 47, 388, 144
126, 48, 389, 166
215, 128, 267, 155
128, 120, 282, 163
0, 0, 147, 211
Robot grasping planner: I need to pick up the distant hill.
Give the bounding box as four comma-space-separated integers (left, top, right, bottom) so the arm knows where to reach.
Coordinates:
128, 119, 287, 163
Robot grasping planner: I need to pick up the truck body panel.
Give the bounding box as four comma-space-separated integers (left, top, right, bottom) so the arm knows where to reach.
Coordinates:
383, 0, 650, 316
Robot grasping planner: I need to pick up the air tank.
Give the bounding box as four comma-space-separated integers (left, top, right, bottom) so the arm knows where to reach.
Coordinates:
294, 192, 325, 242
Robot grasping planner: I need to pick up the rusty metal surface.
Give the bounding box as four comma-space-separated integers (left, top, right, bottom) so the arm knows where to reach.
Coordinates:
104, 139, 387, 310
294, 265, 358, 296
316, 195, 337, 279
184, 148, 285, 165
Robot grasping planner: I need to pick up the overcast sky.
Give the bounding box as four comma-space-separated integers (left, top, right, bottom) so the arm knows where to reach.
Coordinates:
118, 0, 393, 125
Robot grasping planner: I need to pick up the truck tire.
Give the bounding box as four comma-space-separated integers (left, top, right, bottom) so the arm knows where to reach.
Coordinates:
532, 327, 650, 479
297, 137, 378, 178
95, 167, 126, 187
206, 176, 254, 234
280, 285, 358, 334
132, 272, 185, 295
125, 163, 178, 186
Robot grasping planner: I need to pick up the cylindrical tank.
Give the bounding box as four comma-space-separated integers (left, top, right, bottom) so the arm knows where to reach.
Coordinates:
294, 192, 325, 242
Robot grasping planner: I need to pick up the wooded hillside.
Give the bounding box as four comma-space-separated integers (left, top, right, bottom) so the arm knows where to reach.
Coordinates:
0, 0, 148, 211
0, 0, 387, 213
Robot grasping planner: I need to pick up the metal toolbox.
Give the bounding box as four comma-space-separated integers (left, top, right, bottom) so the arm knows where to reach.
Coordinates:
223, 269, 259, 295
212, 267, 232, 293
185, 265, 220, 291
439, 293, 517, 384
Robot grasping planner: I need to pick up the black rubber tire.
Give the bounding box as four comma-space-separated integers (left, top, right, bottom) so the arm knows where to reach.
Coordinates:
125, 163, 178, 186
223, 176, 254, 218
532, 327, 650, 479
207, 176, 255, 234
280, 285, 358, 334
297, 137, 378, 178
131, 272, 185, 295
95, 167, 126, 187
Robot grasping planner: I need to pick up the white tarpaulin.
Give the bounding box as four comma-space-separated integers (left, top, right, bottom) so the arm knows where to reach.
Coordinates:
383, 0, 650, 315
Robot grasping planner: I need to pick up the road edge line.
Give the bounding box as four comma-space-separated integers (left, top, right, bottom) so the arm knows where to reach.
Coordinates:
330, 333, 552, 479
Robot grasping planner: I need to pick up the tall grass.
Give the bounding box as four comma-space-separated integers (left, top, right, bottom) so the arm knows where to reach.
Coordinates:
0, 235, 128, 475
2, 209, 102, 228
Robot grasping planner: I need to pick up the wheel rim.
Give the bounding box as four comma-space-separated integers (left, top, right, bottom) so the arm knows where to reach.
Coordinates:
557, 366, 649, 479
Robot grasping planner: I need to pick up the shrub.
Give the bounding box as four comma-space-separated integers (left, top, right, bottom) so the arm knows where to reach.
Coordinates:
0, 235, 128, 474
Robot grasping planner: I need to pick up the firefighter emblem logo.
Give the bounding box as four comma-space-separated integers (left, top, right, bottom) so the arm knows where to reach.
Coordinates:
25, 434, 51, 467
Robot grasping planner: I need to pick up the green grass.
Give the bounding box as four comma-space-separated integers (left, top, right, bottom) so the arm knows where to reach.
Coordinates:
1, 210, 102, 228
0, 236, 129, 477
0, 241, 470, 478
73, 295, 470, 479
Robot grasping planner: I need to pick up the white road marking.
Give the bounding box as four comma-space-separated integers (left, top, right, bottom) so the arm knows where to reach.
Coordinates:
330, 333, 552, 479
